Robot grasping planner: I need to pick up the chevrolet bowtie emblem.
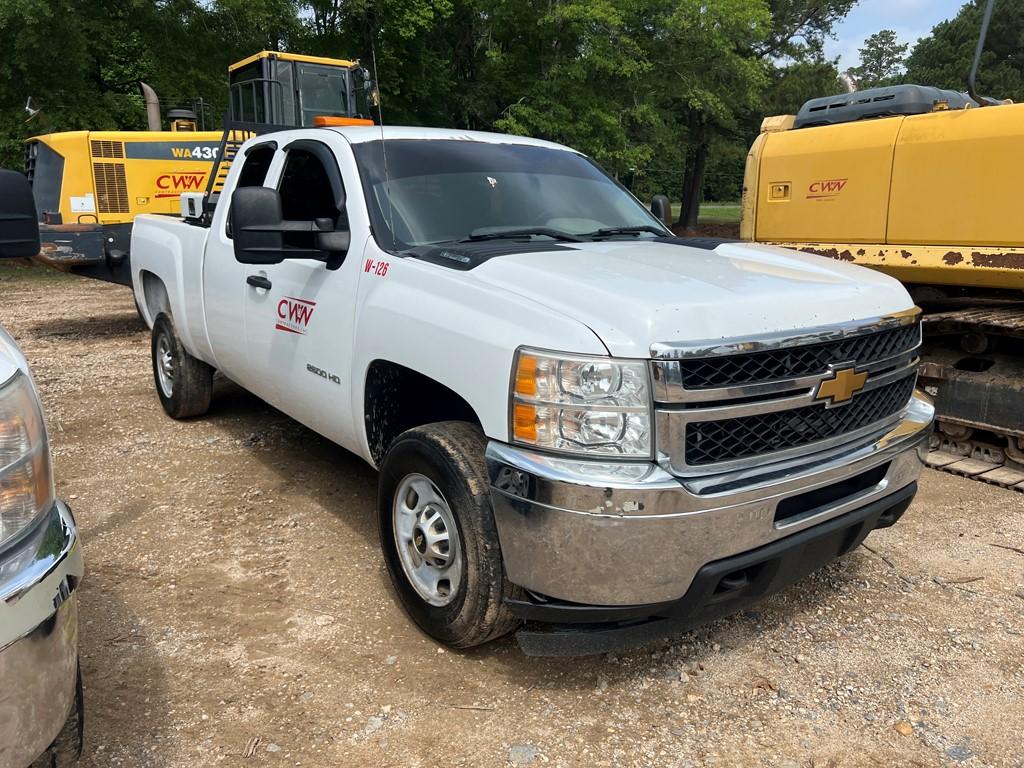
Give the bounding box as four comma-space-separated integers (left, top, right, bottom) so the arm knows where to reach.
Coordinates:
815, 366, 867, 406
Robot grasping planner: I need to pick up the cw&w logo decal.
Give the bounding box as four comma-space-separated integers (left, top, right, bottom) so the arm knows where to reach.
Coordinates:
155, 172, 207, 198
276, 297, 316, 335
806, 178, 848, 200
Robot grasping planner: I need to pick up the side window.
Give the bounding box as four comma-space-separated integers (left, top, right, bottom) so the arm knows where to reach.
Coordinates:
277, 147, 346, 249
225, 144, 277, 238
236, 144, 276, 188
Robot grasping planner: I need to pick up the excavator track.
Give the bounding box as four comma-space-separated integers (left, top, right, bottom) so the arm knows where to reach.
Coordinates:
920, 306, 1024, 491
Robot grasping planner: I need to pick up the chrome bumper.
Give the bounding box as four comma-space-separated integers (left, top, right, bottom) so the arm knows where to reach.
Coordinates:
487, 393, 934, 607
0, 501, 83, 768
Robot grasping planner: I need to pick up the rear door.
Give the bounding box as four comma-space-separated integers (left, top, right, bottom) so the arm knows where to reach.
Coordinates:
202, 141, 279, 383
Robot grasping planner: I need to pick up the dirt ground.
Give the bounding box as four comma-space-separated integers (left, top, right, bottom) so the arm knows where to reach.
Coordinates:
1, 261, 1022, 768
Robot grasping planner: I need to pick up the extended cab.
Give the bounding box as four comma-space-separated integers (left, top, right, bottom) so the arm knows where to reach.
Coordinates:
130, 127, 934, 655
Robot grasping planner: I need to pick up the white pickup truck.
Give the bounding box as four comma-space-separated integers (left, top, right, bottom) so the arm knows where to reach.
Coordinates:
130, 126, 933, 655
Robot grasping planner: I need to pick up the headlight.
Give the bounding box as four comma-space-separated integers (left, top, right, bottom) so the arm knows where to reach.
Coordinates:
0, 372, 53, 547
510, 348, 652, 457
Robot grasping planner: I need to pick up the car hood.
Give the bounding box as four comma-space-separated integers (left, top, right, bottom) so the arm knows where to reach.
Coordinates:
471, 240, 915, 358
0, 326, 28, 385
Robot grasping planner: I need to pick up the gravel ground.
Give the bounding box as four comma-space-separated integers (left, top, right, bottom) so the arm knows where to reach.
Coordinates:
1, 262, 1022, 768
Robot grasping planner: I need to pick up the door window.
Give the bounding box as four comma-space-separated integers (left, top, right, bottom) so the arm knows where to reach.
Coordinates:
277, 147, 345, 250
226, 143, 277, 238
236, 144, 276, 188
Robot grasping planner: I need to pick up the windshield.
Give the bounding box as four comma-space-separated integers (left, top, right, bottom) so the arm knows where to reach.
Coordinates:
350, 139, 670, 250
298, 64, 350, 126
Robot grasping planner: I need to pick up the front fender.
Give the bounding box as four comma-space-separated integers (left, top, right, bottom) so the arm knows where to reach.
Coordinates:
350, 255, 606, 460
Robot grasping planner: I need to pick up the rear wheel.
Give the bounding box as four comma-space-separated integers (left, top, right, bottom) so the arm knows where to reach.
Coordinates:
151, 313, 213, 419
377, 422, 522, 648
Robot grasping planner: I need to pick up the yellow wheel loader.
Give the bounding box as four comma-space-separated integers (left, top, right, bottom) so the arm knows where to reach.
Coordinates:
742, 0, 1024, 486
23, 51, 374, 285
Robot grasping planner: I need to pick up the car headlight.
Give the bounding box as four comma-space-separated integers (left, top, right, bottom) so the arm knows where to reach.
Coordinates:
0, 371, 53, 547
510, 348, 652, 457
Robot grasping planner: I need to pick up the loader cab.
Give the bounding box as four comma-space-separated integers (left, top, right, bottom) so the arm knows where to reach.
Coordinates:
227, 51, 376, 128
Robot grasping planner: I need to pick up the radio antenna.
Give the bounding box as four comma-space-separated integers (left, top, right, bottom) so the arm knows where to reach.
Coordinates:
370, 34, 397, 251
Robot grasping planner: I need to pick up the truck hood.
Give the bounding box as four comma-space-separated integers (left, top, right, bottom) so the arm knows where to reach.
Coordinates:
0, 326, 28, 385
471, 240, 914, 358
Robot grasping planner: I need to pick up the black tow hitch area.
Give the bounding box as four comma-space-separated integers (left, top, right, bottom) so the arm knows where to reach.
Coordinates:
510, 483, 918, 657
710, 563, 767, 601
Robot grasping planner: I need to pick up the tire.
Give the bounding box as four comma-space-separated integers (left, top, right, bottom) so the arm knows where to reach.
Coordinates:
377, 421, 523, 648
151, 312, 213, 419
30, 664, 84, 767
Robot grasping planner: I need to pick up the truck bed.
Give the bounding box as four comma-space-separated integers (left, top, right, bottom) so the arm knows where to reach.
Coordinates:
130, 214, 216, 364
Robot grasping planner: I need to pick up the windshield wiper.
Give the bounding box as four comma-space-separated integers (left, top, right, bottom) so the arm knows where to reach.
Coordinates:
461, 227, 584, 243
584, 225, 669, 238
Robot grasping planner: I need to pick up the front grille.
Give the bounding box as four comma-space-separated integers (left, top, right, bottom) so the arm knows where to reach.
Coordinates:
93, 162, 129, 213
685, 374, 916, 466
677, 323, 920, 389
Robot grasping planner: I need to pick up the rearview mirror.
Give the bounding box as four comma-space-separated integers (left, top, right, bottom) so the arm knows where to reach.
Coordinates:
231, 187, 349, 270
0, 169, 40, 259
651, 194, 672, 228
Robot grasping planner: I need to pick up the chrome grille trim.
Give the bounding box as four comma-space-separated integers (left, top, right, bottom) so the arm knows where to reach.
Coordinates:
653, 345, 920, 404
662, 360, 918, 422
649, 306, 921, 361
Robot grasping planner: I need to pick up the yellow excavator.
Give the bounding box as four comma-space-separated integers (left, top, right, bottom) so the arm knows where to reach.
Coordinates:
741, 0, 1024, 487
24, 51, 374, 285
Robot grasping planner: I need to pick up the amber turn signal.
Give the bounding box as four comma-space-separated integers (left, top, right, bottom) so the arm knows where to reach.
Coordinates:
514, 353, 538, 397
513, 402, 538, 442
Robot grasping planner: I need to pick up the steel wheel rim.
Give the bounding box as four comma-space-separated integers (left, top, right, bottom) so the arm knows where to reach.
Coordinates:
156, 333, 175, 398
392, 473, 463, 607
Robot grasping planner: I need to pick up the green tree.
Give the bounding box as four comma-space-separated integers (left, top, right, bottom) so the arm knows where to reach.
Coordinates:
0, 0, 299, 166
904, 0, 1024, 101
763, 56, 841, 116
490, 0, 661, 176
673, 0, 855, 230
849, 29, 909, 88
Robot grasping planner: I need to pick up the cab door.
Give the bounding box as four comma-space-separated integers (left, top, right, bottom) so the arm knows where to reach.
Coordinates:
242, 138, 362, 449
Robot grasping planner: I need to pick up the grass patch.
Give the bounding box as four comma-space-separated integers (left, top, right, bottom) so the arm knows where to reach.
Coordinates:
669, 202, 742, 225
0, 260, 73, 284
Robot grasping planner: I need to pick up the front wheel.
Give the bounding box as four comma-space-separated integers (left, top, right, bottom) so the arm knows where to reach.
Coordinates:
151, 313, 213, 419
377, 422, 522, 648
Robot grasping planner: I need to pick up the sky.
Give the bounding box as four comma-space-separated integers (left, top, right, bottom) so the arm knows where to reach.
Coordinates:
824, 0, 967, 71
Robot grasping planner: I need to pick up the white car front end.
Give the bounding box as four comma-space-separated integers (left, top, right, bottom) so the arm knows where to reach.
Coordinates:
0, 327, 83, 765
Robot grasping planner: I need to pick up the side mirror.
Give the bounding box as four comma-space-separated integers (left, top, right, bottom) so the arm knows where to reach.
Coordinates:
231, 186, 286, 265
651, 194, 672, 228
231, 187, 350, 269
314, 218, 349, 271
0, 169, 40, 259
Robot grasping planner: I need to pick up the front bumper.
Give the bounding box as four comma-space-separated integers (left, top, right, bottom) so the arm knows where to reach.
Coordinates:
0, 501, 83, 768
487, 394, 933, 650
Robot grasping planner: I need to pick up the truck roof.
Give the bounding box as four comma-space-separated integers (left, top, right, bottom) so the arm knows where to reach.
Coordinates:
326, 126, 576, 153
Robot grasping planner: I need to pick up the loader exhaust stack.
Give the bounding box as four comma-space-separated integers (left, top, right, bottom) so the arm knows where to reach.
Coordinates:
139, 82, 161, 131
